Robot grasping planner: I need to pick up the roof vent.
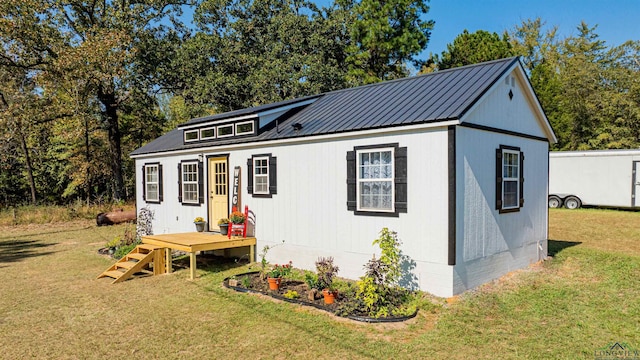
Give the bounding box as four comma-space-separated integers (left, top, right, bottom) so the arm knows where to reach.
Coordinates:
292, 123, 303, 131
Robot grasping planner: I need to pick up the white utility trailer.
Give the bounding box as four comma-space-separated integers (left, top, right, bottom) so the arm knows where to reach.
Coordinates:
549, 149, 640, 209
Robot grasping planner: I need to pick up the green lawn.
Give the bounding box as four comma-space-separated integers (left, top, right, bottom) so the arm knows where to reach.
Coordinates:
0, 209, 638, 359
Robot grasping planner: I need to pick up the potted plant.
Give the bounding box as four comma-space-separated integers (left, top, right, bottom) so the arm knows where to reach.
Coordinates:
267, 261, 292, 290
229, 210, 246, 224
217, 218, 230, 235
315, 257, 340, 304
193, 217, 206, 232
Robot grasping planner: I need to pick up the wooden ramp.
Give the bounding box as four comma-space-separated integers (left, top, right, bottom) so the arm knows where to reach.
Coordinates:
97, 244, 166, 284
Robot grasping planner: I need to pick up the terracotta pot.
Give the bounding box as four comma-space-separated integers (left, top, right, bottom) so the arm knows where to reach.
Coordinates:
322, 289, 337, 304
267, 277, 282, 290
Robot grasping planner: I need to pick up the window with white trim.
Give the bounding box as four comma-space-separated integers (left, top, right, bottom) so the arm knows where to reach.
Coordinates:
200, 127, 215, 140
496, 145, 524, 213
253, 156, 269, 194
502, 150, 519, 209
248, 154, 277, 198
181, 162, 199, 204
184, 130, 198, 142
236, 121, 254, 135
145, 164, 159, 202
217, 124, 234, 138
357, 147, 394, 212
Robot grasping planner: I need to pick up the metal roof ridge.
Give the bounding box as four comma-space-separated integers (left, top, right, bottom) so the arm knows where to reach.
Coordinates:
319, 56, 519, 98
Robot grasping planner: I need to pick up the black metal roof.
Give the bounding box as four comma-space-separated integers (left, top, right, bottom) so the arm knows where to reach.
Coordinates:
132, 57, 521, 156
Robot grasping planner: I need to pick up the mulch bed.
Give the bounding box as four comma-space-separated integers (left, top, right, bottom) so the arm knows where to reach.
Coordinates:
223, 271, 417, 323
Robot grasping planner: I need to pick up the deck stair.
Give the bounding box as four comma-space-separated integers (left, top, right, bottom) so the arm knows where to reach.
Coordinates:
97, 244, 166, 284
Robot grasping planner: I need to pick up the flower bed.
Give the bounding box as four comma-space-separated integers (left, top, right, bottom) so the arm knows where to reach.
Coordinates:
223, 271, 418, 323
226, 228, 427, 322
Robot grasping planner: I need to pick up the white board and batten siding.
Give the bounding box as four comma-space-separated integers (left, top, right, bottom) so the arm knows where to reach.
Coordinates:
454, 127, 549, 294
137, 154, 203, 234
136, 126, 458, 296
450, 66, 551, 294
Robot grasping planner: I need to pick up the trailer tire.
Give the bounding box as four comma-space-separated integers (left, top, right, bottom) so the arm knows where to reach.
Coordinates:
548, 195, 563, 208
563, 196, 581, 210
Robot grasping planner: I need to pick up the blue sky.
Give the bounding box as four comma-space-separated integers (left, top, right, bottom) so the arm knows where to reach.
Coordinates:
424, 0, 639, 56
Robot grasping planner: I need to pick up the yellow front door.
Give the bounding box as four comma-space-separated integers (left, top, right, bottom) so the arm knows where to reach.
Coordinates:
208, 157, 228, 230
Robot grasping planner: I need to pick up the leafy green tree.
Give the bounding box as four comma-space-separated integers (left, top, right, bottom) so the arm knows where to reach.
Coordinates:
511, 19, 640, 150
0, 0, 188, 201
510, 18, 564, 146
422, 29, 514, 72
348, 0, 434, 83
183, 0, 352, 112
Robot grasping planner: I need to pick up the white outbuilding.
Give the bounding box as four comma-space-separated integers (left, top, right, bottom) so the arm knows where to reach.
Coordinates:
131, 57, 557, 297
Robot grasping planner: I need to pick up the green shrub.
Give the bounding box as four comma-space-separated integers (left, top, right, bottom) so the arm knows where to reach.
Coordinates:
283, 290, 299, 299
304, 271, 320, 290
113, 242, 139, 259
105, 236, 123, 249
352, 227, 414, 318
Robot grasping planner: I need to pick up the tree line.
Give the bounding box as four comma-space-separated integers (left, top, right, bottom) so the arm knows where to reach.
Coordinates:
1, 1, 638, 207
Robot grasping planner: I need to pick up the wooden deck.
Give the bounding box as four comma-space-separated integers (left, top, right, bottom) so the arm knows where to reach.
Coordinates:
142, 232, 256, 280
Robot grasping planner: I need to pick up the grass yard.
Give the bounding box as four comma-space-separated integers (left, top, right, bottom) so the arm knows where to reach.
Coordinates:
0, 208, 638, 359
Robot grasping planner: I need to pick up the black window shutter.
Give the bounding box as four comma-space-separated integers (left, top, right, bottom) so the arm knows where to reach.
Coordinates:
142, 165, 146, 201
198, 161, 204, 204
519, 152, 525, 207
495, 148, 502, 210
158, 164, 164, 202
269, 155, 277, 195
346, 151, 356, 211
177, 163, 183, 203
395, 146, 408, 213
247, 158, 254, 194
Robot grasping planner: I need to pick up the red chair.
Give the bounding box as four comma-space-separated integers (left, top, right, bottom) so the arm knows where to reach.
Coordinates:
228, 205, 251, 238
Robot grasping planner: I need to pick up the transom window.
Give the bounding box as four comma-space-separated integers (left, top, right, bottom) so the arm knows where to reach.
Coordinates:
200, 128, 215, 140
182, 119, 257, 144
181, 162, 199, 204
357, 148, 394, 212
217, 124, 234, 137
184, 130, 198, 142
253, 157, 269, 194
145, 164, 159, 202
236, 121, 254, 135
